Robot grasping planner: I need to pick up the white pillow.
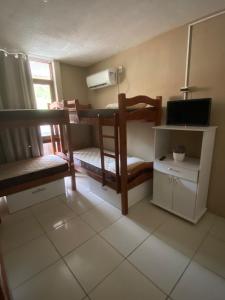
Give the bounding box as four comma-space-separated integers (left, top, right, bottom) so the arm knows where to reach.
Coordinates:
105, 103, 118, 109
105, 103, 150, 109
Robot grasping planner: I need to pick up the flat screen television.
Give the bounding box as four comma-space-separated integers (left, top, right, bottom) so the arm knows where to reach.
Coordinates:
166, 98, 211, 126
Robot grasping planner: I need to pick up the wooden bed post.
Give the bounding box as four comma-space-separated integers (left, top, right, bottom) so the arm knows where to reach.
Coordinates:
59, 124, 66, 154
65, 118, 76, 191
155, 96, 162, 125
0, 249, 11, 300
118, 93, 128, 215
98, 114, 106, 186
48, 103, 57, 154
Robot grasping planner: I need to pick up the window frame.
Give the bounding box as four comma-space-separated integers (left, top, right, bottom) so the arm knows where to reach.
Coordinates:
30, 57, 55, 104
30, 57, 55, 142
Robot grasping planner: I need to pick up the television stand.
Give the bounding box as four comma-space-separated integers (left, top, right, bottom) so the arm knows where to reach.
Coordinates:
152, 125, 217, 223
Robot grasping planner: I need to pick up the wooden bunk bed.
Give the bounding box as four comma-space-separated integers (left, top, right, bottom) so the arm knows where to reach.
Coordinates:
49, 93, 162, 215
0, 109, 75, 197
0, 109, 76, 299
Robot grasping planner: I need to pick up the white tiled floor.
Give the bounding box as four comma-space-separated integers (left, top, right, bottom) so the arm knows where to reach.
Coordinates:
12, 260, 85, 300
128, 234, 190, 294
47, 217, 96, 256
1, 177, 225, 300
100, 217, 149, 257
65, 235, 123, 292
80, 201, 121, 232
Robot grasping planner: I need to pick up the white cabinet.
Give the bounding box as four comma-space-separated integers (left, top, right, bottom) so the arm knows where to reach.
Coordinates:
152, 125, 217, 223
153, 171, 173, 210
153, 170, 197, 221
173, 177, 197, 219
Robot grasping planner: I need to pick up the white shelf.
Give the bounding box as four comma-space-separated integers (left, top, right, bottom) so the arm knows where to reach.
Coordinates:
153, 125, 217, 132
152, 125, 217, 223
155, 154, 200, 171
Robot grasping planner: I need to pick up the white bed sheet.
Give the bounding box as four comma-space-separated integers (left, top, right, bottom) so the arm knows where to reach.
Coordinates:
73, 147, 144, 174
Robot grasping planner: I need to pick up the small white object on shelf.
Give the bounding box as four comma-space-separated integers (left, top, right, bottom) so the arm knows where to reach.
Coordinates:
173, 152, 185, 162
152, 125, 217, 223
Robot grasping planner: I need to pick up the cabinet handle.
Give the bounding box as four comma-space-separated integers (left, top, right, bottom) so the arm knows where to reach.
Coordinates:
174, 178, 179, 184
32, 187, 46, 194
168, 176, 173, 183
168, 167, 180, 173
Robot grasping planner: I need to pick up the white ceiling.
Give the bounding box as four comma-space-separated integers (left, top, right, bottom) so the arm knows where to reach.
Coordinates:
0, 0, 225, 66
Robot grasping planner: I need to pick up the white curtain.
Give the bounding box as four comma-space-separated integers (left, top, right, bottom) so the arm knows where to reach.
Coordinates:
0, 51, 43, 163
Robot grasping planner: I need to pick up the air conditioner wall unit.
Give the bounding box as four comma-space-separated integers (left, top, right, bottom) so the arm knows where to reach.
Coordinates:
86, 68, 117, 89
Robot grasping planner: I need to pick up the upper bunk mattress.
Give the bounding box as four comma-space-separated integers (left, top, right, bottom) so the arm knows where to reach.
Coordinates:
73, 147, 152, 175
0, 155, 68, 189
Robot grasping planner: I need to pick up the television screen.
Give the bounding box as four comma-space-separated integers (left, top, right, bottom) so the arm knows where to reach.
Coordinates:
166, 98, 211, 126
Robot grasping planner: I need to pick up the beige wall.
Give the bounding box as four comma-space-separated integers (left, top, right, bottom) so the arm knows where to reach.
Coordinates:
60, 63, 92, 150
189, 14, 225, 215
60, 63, 88, 103
87, 26, 187, 159
87, 15, 225, 218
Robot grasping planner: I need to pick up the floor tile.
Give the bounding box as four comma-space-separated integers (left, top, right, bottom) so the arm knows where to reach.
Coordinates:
210, 216, 225, 242
153, 213, 213, 258
47, 217, 96, 256
34, 202, 76, 231
65, 235, 123, 292
60, 191, 103, 215
1, 209, 33, 227
128, 235, 190, 294
197, 212, 216, 232
100, 216, 149, 257
4, 235, 60, 289
128, 200, 170, 233
12, 260, 85, 300
0, 217, 43, 254
89, 261, 166, 300
194, 234, 225, 279
171, 262, 225, 300
81, 202, 121, 232
30, 196, 63, 216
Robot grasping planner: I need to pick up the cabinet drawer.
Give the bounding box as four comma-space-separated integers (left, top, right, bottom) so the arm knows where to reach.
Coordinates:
154, 161, 198, 182
7, 179, 65, 213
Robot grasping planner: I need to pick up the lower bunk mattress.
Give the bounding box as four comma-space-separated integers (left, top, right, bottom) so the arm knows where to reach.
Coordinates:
0, 155, 68, 190
73, 147, 153, 177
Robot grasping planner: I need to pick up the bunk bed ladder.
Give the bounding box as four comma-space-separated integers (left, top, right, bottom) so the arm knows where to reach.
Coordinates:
98, 113, 120, 192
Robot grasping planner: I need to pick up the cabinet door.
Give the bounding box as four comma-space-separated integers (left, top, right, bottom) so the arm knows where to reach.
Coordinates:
153, 170, 173, 210
173, 178, 197, 220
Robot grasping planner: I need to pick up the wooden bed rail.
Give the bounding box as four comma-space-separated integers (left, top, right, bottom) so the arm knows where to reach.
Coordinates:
0, 109, 76, 192
49, 93, 162, 215
118, 93, 162, 126
118, 93, 162, 108
69, 99, 91, 110
48, 101, 63, 110
0, 109, 70, 128
98, 113, 120, 193
118, 93, 162, 215
48, 99, 91, 110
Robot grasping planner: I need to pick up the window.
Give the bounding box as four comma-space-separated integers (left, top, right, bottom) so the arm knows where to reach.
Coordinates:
29, 59, 55, 137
